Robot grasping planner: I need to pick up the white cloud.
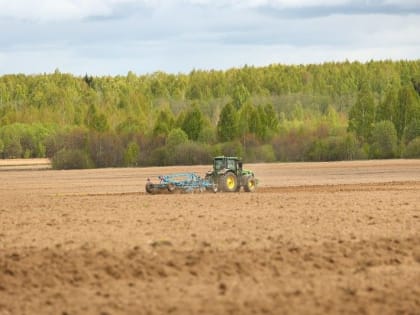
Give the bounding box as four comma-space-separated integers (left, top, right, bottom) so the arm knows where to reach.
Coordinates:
384, 0, 420, 6
0, 0, 140, 21
1, 0, 419, 21
0, 0, 419, 75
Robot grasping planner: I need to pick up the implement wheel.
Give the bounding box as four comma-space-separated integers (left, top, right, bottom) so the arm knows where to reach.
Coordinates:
167, 183, 176, 193
145, 182, 155, 194
244, 177, 256, 192
220, 173, 238, 192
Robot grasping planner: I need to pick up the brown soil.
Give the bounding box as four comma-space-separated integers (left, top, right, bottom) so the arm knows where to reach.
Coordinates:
0, 160, 419, 315
0, 158, 51, 171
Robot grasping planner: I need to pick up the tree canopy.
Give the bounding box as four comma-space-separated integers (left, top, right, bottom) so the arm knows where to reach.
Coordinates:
1, 60, 420, 168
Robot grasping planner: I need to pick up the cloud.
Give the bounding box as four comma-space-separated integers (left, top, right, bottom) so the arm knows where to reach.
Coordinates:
0, 0, 142, 21
1, 0, 419, 21
0, 0, 419, 75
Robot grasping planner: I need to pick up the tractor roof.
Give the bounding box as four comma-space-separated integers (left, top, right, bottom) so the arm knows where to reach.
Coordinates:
214, 156, 241, 160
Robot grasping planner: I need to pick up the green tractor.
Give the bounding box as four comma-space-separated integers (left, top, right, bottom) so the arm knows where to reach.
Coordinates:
205, 156, 257, 192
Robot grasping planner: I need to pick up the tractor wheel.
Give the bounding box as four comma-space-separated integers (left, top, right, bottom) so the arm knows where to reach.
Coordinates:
220, 173, 238, 192
167, 183, 176, 193
145, 182, 155, 194
205, 174, 217, 193
244, 177, 256, 192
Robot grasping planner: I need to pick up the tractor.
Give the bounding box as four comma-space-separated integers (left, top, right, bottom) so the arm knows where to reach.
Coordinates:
205, 156, 257, 192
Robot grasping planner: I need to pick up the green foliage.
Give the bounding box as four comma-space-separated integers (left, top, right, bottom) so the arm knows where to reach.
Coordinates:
403, 120, 420, 144
198, 126, 217, 144
88, 132, 123, 168
116, 118, 143, 134
1, 60, 420, 166
45, 127, 88, 158
238, 103, 258, 138
250, 144, 276, 163
0, 123, 55, 158
348, 88, 376, 142
167, 128, 188, 147
306, 136, 361, 161
260, 103, 280, 139
0, 124, 23, 158
232, 84, 250, 109
220, 141, 244, 158
85, 104, 109, 132
341, 133, 361, 160
153, 108, 175, 137
395, 85, 420, 140
149, 146, 170, 166
52, 149, 93, 169
403, 137, 420, 158
369, 121, 398, 159
376, 88, 397, 122
271, 127, 313, 162
217, 103, 238, 142
123, 141, 140, 167
169, 142, 212, 165
181, 104, 204, 141
4, 137, 22, 158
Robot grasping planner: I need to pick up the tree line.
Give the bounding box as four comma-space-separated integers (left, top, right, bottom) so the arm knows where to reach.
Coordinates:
0, 60, 419, 169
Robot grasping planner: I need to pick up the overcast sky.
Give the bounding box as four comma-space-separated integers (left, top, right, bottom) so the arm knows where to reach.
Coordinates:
0, 0, 419, 75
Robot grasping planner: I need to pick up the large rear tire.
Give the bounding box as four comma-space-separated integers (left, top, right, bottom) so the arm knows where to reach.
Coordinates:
220, 173, 238, 192
244, 177, 256, 192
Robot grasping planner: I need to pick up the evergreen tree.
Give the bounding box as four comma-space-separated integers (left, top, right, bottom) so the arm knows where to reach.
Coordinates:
376, 87, 397, 123
123, 141, 140, 166
404, 137, 420, 158
395, 85, 420, 140
263, 103, 279, 135
369, 121, 398, 158
167, 128, 188, 147
348, 89, 375, 141
85, 104, 109, 132
181, 104, 204, 141
404, 120, 420, 144
153, 108, 175, 137
217, 103, 238, 142
232, 84, 250, 109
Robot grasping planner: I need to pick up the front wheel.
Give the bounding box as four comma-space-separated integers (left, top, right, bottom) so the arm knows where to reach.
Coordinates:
244, 177, 256, 192
220, 173, 238, 192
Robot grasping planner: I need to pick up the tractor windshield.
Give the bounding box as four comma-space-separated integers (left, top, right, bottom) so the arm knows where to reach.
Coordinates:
227, 159, 237, 172
214, 159, 224, 171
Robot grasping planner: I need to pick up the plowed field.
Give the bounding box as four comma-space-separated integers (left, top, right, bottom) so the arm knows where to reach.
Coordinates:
0, 160, 419, 315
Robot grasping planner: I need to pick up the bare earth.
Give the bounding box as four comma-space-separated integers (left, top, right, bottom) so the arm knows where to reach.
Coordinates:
0, 160, 419, 315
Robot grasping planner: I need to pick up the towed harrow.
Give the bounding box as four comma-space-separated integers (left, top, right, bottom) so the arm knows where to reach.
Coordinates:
145, 173, 216, 194
145, 156, 258, 194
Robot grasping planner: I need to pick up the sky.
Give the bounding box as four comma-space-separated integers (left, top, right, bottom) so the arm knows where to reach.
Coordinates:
0, 0, 419, 75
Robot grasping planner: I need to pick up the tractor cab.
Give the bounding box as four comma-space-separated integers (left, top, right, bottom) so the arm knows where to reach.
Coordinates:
213, 156, 241, 174
207, 156, 256, 193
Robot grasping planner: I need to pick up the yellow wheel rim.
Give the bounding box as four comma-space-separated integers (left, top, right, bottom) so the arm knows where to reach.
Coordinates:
226, 176, 235, 189
248, 180, 255, 189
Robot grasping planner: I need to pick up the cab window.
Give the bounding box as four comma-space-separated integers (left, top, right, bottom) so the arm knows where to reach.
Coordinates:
227, 159, 236, 171
214, 159, 223, 171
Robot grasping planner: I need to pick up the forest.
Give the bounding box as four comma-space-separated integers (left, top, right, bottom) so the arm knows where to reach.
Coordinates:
0, 59, 420, 169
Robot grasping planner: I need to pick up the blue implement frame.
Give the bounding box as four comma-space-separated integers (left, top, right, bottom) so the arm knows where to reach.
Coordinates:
146, 172, 215, 194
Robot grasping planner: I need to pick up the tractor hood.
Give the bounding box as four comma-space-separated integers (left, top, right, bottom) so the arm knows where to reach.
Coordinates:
242, 169, 254, 176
